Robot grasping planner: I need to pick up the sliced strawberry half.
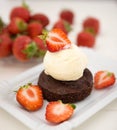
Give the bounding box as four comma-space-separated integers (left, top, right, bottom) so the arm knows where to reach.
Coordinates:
94, 70, 116, 89
46, 28, 71, 52
40, 28, 71, 52
16, 83, 43, 111
45, 100, 76, 123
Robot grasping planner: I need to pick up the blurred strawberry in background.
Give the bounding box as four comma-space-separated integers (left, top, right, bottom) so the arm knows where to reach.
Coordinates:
83, 17, 100, 36
0, 33, 12, 58
30, 13, 49, 28
12, 35, 38, 62
10, 1, 31, 22
53, 19, 72, 34
76, 31, 95, 48
60, 9, 74, 25
0, 1, 100, 61
33, 37, 47, 57
27, 22, 43, 38
8, 17, 27, 34
0, 1, 49, 61
76, 16, 100, 48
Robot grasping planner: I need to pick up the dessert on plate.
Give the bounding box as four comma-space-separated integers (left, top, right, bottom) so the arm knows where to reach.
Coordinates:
38, 28, 93, 103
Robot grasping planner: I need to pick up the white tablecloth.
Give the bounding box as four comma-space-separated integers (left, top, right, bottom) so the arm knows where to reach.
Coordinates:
0, 0, 117, 130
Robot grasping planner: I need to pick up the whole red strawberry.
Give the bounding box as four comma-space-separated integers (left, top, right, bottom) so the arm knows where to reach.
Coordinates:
30, 13, 49, 27
60, 9, 74, 24
83, 17, 100, 35
45, 100, 76, 123
10, 3, 30, 22
94, 71, 116, 89
76, 32, 95, 48
8, 17, 27, 34
16, 83, 43, 111
27, 22, 43, 38
0, 33, 12, 58
53, 19, 72, 34
33, 37, 47, 57
12, 35, 38, 62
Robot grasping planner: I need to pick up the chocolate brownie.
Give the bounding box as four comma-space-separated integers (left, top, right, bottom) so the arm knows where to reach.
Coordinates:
38, 68, 93, 103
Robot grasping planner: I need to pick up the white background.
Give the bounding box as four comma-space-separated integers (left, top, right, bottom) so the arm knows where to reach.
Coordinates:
0, 0, 117, 130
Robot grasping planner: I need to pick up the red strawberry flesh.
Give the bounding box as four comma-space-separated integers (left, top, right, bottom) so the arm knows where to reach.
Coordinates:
45, 100, 75, 123
46, 28, 71, 52
16, 84, 43, 111
94, 71, 116, 89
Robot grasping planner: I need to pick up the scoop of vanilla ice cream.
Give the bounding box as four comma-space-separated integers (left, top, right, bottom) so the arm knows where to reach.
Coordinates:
43, 44, 88, 81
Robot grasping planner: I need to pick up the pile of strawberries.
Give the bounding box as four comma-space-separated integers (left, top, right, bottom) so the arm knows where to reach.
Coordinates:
76, 17, 100, 48
0, 2, 100, 62
0, 2, 48, 62
0, 2, 75, 62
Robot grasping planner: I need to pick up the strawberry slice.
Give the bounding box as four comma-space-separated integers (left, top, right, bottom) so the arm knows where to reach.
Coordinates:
45, 100, 76, 123
40, 28, 71, 52
16, 83, 43, 111
46, 28, 71, 52
94, 71, 116, 89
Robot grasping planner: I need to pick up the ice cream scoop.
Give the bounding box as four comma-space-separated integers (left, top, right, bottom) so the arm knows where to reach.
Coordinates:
43, 44, 88, 81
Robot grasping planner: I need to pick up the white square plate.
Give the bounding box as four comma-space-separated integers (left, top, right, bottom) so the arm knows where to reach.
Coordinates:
0, 48, 117, 130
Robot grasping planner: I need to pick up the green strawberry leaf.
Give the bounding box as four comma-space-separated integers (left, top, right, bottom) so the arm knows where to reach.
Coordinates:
84, 27, 96, 36
64, 20, 72, 32
70, 104, 76, 109
39, 29, 48, 44
22, 42, 38, 58
34, 49, 46, 57
17, 20, 27, 32
0, 17, 5, 33
22, 0, 30, 11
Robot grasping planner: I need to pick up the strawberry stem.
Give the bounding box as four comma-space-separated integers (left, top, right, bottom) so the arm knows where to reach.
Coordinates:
64, 20, 72, 32
17, 20, 27, 32
39, 29, 48, 44
84, 27, 96, 36
22, 42, 38, 58
34, 49, 46, 57
59, 100, 76, 109
21, 83, 32, 89
70, 104, 76, 109
107, 72, 113, 76
22, 0, 30, 11
0, 17, 5, 28
14, 90, 18, 93
0, 17, 5, 33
